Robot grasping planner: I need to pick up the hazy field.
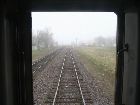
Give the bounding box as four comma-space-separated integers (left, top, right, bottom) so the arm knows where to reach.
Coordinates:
76, 46, 116, 100
32, 48, 52, 61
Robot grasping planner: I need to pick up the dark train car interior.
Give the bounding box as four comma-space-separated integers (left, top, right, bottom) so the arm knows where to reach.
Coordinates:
0, 0, 140, 105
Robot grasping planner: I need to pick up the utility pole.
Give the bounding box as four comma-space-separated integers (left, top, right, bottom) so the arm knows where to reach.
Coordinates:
75, 37, 78, 47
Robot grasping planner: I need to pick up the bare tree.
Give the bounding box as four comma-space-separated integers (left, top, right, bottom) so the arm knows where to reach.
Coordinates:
33, 29, 55, 50
32, 35, 37, 46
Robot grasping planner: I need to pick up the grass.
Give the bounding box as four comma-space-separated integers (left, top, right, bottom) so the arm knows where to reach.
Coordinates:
76, 46, 116, 100
32, 48, 53, 61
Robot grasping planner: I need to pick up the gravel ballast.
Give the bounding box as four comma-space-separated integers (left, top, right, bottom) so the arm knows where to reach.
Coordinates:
33, 49, 66, 105
33, 49, 114, 105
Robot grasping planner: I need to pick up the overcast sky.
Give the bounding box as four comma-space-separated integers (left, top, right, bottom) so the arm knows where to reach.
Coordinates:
32, 12, 117, 45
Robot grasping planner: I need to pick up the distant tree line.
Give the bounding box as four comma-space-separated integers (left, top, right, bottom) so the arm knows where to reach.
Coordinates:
32, 29, 57, 50
79, 36, 116, 47
93, 36, 116, 47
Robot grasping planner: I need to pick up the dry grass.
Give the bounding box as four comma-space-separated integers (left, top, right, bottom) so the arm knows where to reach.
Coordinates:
32, 48, 52, 61
76, 46, 116, 100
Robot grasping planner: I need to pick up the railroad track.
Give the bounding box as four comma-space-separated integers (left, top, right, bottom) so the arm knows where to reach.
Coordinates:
45, 49, 94, 105
32, 48, 62, 75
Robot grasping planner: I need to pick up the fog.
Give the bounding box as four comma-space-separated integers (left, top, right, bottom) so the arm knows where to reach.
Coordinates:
32, 12, 117, 45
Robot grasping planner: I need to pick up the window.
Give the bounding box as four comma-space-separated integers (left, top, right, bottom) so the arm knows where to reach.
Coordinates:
32, 12, 117, 105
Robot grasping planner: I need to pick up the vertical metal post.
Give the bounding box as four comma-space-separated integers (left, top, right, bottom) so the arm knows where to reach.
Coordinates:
136, 12, 140, 105
0, 6, 19, 105
115, 12, 125, 105
0, 2, 6, 105
17, 11, 33, 105
123, 12, 139, 105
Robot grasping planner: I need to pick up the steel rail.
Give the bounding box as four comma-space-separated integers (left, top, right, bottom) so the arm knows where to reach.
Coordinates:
73, 60, 86, 105
52, 52, 86, 105
52, 58, 65, 105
